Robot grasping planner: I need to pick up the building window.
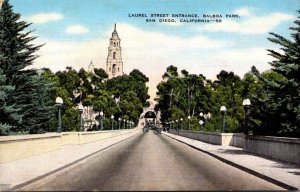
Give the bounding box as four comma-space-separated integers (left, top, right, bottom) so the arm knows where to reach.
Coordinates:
113, 52, 116, 59
112, 64, 116, 74
118, 67, 120, 72
114, 42, 116, 47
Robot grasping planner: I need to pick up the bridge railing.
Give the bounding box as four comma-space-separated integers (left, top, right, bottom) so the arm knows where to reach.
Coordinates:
0, 129, 137, 164
165, 129, 300, 166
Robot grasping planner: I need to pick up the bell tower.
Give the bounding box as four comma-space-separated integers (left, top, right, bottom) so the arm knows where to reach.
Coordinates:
106, 23, 123, 79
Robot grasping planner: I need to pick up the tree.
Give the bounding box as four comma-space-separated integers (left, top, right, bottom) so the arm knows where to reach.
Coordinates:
252, 9, 300, 137
162, 65, 179, 79
14, 70, 55, 133
0, 0, 42, 80
0, 70, 22, 135
156, 66, 214, 130
0, 0, 54, 134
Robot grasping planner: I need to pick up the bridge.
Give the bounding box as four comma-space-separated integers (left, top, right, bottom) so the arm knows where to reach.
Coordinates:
0, 122, 299, 191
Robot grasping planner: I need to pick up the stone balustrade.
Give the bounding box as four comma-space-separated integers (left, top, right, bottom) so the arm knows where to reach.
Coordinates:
168, 129, 300, 165
0, 129, 136, 164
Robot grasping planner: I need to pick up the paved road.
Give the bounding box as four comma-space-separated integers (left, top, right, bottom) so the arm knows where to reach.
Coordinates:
21, 131, 283, 191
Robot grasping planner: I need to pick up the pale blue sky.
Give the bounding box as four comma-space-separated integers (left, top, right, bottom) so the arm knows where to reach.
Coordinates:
11, 0, 297, 40
9, 0, 299, 100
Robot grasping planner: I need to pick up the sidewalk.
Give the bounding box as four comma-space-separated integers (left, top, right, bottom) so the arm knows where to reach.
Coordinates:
0, 128, 140, 191
163, 132, 300, 190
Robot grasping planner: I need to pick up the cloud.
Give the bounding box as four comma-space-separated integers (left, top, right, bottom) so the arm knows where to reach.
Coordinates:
26, 13, 63, 24
202, 12, 294, 34
33, 39, 103, 72
234, 8, 250, 16
213, 47, 271, 76
65, 25, 90, 34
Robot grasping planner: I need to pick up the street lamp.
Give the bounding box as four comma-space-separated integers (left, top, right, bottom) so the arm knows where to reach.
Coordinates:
243, 98, 251, 135
188, 116, 191, 130
78, 103, 84, 132
111, 115, 114, 130
55, 97, 63, 133
118, 117, 121, 129
220, 106, 227, 133
123, 119, 126, 129
199, 120, 204, 130
199, 112, 204, 118
127, 120, 129, 129
180, 118, 183, 130
100, 111, 104, 130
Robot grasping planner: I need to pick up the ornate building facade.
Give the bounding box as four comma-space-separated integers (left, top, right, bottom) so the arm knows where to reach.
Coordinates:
106, 23, 123, 79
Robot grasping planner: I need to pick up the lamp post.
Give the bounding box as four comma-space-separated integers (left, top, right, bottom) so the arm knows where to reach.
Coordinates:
118, 118, 121, 129
123, 119, 125, 129
55, 97, 63, 133
199, 112, 204, 119
100, 111, 104, 130
78, 103, 84, 132
175, 119, 179, 134
199, 112, 204, 128
188, 116, 191, 130
243, 98, 251, 135
180, 118, 183, 130
111, 115, 114, 130
199, 120, 204, 130
220, 106, 227, 133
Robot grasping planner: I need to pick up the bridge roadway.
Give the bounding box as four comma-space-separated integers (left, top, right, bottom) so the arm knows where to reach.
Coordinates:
23, 130, 282, 191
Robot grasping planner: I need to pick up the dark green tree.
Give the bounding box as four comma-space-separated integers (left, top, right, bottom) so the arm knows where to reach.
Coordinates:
0, 70, 22, 135
0, 0, 54, 134
0, 0, 42, 79
14, 70, 55, 133
252, 9, 300, 137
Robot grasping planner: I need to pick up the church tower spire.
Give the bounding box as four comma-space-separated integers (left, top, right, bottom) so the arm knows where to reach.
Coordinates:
88, 60, 95, 74
106, 23, 123, 79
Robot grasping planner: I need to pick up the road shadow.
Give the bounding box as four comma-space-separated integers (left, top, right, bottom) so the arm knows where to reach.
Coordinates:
217, 149, 300, 174
217, 149, 247, 155
288, 171, 300, 175
269, 161, 300, 175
